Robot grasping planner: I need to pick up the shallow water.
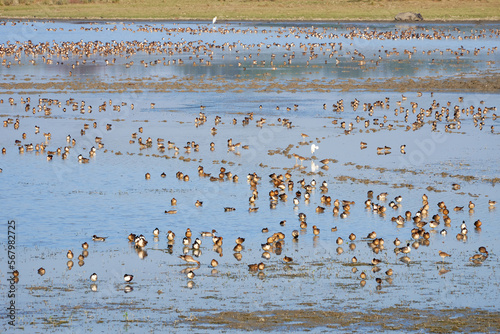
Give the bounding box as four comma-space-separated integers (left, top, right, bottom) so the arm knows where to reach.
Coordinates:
0, 20, 499, 332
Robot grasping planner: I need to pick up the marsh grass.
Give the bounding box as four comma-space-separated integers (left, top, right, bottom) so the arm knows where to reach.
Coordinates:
0, 0, 498, 20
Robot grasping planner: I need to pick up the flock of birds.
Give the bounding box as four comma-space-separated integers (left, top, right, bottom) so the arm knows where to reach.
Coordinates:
1, 90, 497, 173
1, 22, 497, 300
0, 22, 498, 80
27, 160, 494, 289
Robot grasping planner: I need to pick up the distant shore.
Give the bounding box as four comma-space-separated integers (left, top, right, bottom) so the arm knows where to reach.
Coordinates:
0, 0, 498, 21
1, 17, 500, 23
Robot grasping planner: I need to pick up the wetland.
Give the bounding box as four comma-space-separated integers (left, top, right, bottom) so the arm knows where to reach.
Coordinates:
0, 20, 499, 332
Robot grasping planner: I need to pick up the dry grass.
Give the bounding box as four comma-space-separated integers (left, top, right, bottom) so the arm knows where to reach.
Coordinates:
0, 0, 499, 21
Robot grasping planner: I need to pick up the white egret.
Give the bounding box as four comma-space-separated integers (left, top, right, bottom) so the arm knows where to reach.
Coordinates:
311, 161, 319, 173
311, 144, 319, 154
212, 16, 217, 25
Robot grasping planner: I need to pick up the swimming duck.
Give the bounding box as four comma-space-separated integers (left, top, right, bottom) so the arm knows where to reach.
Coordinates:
124, 274, 134, 282
92, 235, 107, 241
478, 246, 488, 254
312, 225, 320, 235
135, 236, 148, 248
201, 229, 216, 237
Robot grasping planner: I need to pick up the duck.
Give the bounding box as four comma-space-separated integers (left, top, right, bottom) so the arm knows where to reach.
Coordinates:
211, 259, 218, 267
248, 264, 259, 271
283, 256, 293, 263
400, 243, 411, 254
312, 225, 320, 235
38, 267, 46, 276
201, 229, 217, 237
82, 242, 89, 250
153, 228, 160, 237
179, 255, 200, 266
92, 235, 107, 241
124, 274, 134, 282
67, 250, 74, 259
478, 246, 488, 254
261, 243, 272, 251
135, 236, 148, 248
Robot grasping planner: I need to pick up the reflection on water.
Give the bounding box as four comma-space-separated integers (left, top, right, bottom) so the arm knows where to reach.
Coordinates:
0, 20, 499, 332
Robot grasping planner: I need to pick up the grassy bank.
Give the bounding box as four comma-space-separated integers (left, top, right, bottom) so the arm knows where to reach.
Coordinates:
0, 0, 499, 21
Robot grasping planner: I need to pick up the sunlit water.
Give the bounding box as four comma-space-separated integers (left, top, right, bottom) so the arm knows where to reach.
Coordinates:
0, 20, 499, 332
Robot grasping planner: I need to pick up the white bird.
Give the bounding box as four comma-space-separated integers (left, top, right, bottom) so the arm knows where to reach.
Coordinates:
311, 161, 319, 173
212, 16, 217, 25
311, 144, 319, 154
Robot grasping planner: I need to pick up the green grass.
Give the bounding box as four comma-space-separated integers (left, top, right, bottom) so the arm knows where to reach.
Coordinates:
0, 0, 499, 20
